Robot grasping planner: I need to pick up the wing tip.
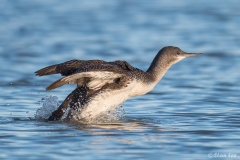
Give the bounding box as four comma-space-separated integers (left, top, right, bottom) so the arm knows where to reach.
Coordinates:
46, 78, 66, 91
35, 65, 58, 76
46, 86, 52, 91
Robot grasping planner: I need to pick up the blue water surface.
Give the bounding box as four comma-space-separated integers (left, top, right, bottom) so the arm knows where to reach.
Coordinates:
0, 0, 240, 159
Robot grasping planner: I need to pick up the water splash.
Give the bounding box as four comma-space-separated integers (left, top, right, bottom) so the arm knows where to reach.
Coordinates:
90, 106, 126, 123
35, 96, 59, 120
35, 96, 125, 123
60, 106, 71, 120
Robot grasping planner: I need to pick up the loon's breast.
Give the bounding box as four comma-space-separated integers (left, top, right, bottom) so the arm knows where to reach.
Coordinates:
69, 80, 151, 121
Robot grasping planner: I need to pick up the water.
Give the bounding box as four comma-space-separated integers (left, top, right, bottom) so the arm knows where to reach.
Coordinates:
1, 0, 240, 159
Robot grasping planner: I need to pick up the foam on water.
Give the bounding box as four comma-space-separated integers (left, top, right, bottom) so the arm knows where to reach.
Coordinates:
86, 106, 126, 123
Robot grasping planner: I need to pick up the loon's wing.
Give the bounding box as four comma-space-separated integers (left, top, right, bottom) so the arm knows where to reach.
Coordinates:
46, 63, 128, 91
35, 59, 108, 76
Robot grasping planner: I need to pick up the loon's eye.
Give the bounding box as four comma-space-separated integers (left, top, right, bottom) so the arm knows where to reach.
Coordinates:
177, 52, 180, 55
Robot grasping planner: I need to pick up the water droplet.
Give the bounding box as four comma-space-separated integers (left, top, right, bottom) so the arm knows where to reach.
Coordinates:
35, 96, 60, 120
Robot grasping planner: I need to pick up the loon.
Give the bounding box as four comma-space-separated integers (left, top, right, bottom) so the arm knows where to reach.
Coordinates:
35, 46, 202, 121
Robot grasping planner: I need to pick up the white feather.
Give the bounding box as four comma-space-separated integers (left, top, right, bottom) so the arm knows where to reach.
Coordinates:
61, 71, 124, 90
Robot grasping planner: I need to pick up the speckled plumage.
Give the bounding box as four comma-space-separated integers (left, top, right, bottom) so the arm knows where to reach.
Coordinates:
35, 46, 202, 121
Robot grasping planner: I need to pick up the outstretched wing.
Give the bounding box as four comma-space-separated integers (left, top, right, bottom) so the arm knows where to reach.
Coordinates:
35, 59, 108, 76
46, 70, 125, 91
35, 59, 138, 91
46, 62, 132, 91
